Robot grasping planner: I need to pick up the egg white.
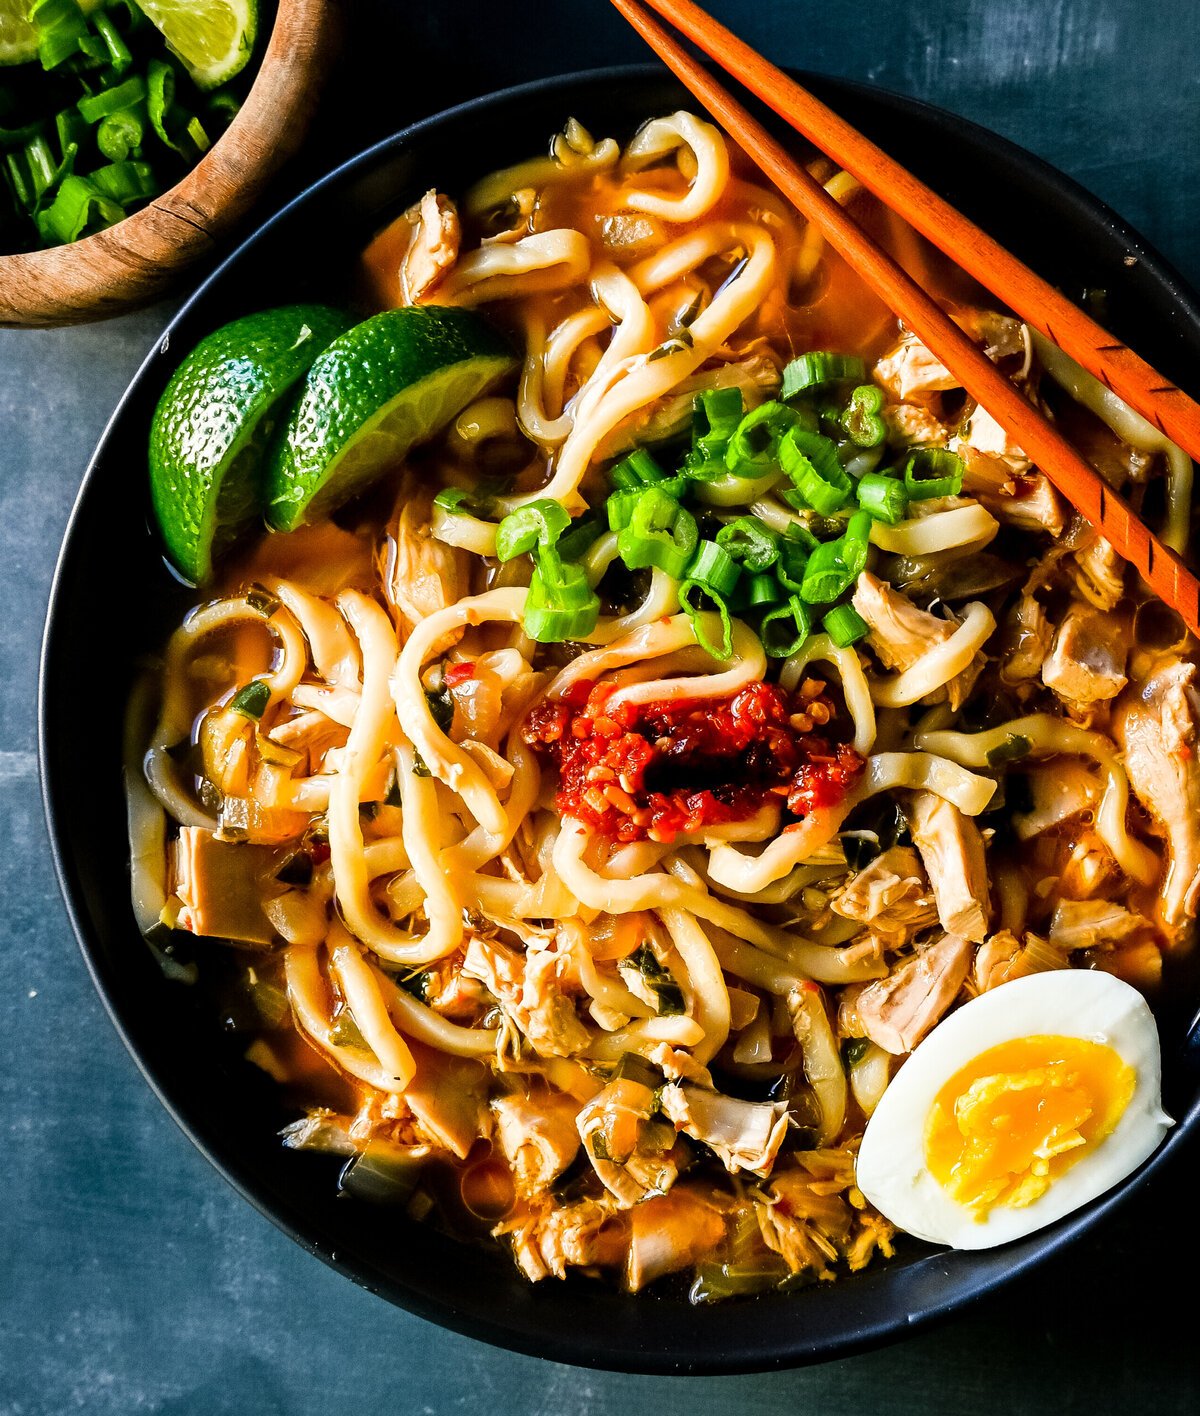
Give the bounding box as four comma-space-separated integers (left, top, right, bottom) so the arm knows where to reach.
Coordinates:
855, 970, 1173, 1249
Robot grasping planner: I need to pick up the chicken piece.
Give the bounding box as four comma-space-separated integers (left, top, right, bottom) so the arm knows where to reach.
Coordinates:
953, 402, 1031, 473
399, 190, 460, 304
1041, 605, 1129, 705
171, 828, 276, 945
644, 1043, 714, 1088
851, 571, 983, 710
492, 1089, 581, 1196
658, 1084, 788, 1177
1112, 660, 1200, 929
907, 792, 991, 942
1012, 761, 1102, 840
856, 934, 972, 1055
755, 1169, 853, 1278
874, 332, 960, 400
625, 1186, 726, 1292
1058, 831, 1122, 901
973, 930, 1069, 992
830, 846, 939, 951
462, 937, 591, 1058
883, 401, 948, 448
1048, 899, 1151, 951
1071, 537, 1126, 612
499, 1196, 628, 1282
999, 593, 1053, 685
381, 472, 471, 645
957, 450, 1067, 536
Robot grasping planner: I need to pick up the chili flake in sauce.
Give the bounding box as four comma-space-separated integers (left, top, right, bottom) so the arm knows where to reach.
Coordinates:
523, 678, 863, 844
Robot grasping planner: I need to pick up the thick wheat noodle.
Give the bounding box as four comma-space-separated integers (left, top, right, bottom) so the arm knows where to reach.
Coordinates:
660, 908, 731, 1065
391, 588, 528, 835
621, 111, 728, 222
780, 632, 877, 754
868, 602, 996, 708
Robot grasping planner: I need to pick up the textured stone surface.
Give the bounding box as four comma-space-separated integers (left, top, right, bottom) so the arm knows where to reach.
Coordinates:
3, 2, 1198, 1412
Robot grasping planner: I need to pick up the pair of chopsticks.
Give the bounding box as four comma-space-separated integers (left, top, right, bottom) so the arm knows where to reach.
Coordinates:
611, 0, 1200, 631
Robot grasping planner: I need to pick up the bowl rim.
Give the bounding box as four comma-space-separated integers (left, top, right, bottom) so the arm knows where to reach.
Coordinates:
0, 0, 339, 328
38, 62, 1200, 1374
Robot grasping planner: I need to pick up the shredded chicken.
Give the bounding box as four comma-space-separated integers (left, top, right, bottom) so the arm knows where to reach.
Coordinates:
907, 792, 990, 942
492, 1089, 581, 1196
953, 402, 1031, 474
399, 189, 461, 304
1113, 661, 1200, 929
659, 1083, 787, 1177
851, 571, 983, 709
874, 333, 960, 401
462, 936, 590, 1057
856, 934, 972, 1054
400, 1043, 489, 1159
999, 592, 1053, 685
973, 930, 1069, 992
1071, 537, 1126, 612
498, 1196, 627, 1282
1048, 899, 1152, 951
381, 473, 471, 645
576, 1075, 682, 1207
1041, 604, 1129, 705
830, 846, 938, 952
884, 401, 947, 447
957, 450, 1067, 536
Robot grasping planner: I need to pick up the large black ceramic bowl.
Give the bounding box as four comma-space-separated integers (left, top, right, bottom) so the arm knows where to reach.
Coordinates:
40, 66, 1200, 1374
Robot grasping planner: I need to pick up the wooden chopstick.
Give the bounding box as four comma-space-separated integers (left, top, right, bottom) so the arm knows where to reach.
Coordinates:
610, 0, 1200, 631
634, 0, 1200, 470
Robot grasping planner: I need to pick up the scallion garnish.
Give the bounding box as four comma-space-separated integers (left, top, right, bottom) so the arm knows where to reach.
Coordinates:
685, 539, 742, 598
692, 385, 743, 459
679, 579, 734, 660
230, 680, 270, 721
724, 400, 796, 479
524, 559, 600, 643
617, 486, 698, 580
780, 351, 867, 399
760, 595, 815, 658
495, 498, 571, 561
822, 603, 871, 648
903, 447, 965, 500
856, 471, 909, 524
799, 510, 872, 604
839, 384, 887, 448
779, 425, 853, 514
715, 515, 780, 572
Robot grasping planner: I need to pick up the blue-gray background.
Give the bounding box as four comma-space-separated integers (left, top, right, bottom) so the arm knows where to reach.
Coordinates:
4, 2, 1198, 1411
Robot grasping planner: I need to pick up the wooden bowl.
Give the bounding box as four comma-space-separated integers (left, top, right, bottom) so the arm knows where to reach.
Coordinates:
0, 0, 342, 328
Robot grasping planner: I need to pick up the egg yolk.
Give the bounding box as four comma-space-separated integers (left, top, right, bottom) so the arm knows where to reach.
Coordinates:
924, 1035, 1135, 1218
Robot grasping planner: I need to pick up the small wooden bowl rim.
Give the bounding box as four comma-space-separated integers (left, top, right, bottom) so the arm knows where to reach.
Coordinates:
0, 0, 341, 327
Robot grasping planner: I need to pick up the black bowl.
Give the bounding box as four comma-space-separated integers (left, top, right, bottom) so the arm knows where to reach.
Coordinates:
39, 65, 1200, 1374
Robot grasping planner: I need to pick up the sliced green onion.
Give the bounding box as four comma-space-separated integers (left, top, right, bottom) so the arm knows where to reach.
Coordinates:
77, 76, 146, 124
685, 540, 741, 597
606, 489, 640, 532
903, 447, 964, 500
495, 498, 570, 561
146, 57, 181, 152
524, 559, 600, 643
89, 159, 155, 203
985, 733, 1032, 768
822, 604, 870, 648
781, 351, 866, 399
742, 572, 784, 609
693, 386, 743, 458
679, 580, 734, 660
32, 0, 89, 70
855, 471, 909, 524
55, 107, 86, 160
230, 680, 270, 720
760, 595, 815, 658
715, 515, 780, 572
775, 538, 810, 594
93, 11, 133, 71
840, 384, 887, 448
617, 487, 698, 580
799, 511, 872, 605
779, 425, 852, 514
24, 133, 59, 196
609, 447, 666, 491
557, 516, 603, 561
724, 400, 796, 479
187, 116, 210, 154
35, 172, 122, 243
96, 108, 145, 161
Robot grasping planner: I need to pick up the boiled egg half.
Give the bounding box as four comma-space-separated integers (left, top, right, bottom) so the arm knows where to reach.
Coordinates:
855, 970, 1173, 1249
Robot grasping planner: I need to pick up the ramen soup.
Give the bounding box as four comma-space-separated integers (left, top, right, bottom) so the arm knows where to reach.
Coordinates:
128, 113, 1192, 1299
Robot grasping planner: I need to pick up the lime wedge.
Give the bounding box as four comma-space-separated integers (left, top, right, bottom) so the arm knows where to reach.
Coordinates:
0, 0, 101, 66
149, 304, 353, 583
135, 0, 257, 89
266, 307, 517, 533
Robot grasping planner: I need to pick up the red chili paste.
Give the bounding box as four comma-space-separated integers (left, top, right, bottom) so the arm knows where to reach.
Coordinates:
523, 678, 863, 844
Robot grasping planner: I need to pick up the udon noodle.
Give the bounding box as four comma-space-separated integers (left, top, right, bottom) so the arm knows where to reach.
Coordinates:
128, 112, 1197, 1298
